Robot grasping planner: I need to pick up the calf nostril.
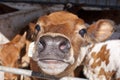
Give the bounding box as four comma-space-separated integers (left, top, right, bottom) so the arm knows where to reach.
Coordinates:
38, 39, 46, 52
59, 40, 71, 53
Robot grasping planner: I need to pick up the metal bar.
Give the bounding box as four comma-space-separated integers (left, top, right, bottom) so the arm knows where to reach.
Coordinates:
0, 66, 58, 80
1, 0, 120, 9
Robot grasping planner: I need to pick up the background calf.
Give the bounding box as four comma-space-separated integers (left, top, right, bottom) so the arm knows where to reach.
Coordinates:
0, 32, 26, 80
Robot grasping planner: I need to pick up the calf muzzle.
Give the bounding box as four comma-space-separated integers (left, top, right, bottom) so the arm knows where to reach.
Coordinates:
36, 35, 71, 60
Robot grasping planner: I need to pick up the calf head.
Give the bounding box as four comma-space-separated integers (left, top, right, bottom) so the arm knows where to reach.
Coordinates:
30, 11, 114, 78
0, 32, 26, 80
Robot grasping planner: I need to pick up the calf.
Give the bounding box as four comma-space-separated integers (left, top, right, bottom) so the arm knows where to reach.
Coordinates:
79, 40, 120, 80
28, 11, 114, 80
0, 32, 26, 80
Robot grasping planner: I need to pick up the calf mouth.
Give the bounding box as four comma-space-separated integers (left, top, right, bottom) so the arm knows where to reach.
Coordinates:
39, 58, 70, 64
37, 58, 70, 75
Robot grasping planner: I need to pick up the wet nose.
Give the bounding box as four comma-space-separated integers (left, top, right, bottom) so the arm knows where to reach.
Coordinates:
38, 35, 71, 54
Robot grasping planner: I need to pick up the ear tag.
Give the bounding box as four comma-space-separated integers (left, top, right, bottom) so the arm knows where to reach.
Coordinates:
28, 42, 35, 57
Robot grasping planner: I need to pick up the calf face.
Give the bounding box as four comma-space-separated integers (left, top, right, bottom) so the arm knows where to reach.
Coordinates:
29, 11, 114, 78
0, 32, 26, 80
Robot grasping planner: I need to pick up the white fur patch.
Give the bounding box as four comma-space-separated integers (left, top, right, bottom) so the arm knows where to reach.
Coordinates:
77, 46, 89, 66
83, 40, 120, 80
63, 47, 75, 65
38, 61, 69, 75
0, 71, 4, 80
28, 42, 35, 57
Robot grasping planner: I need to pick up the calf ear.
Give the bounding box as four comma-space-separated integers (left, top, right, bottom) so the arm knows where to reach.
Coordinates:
86, 19, 114, 43
15, 32, 27, 49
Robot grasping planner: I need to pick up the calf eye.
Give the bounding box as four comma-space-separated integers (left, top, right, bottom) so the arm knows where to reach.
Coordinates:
79, 29, 87, 37
35, 24, 41, 32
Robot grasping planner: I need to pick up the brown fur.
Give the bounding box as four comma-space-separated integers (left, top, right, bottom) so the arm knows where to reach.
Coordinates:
31, 11, 86, 78
30, 11, 114, 80
91, 45, 110, 68
0, 32, 26, 79
98, 68, 115, 80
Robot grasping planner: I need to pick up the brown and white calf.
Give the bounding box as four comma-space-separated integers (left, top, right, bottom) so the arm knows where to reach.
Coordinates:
79, 40, 120, 80
28, 11, 114, 80
0, 32, 26, 80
